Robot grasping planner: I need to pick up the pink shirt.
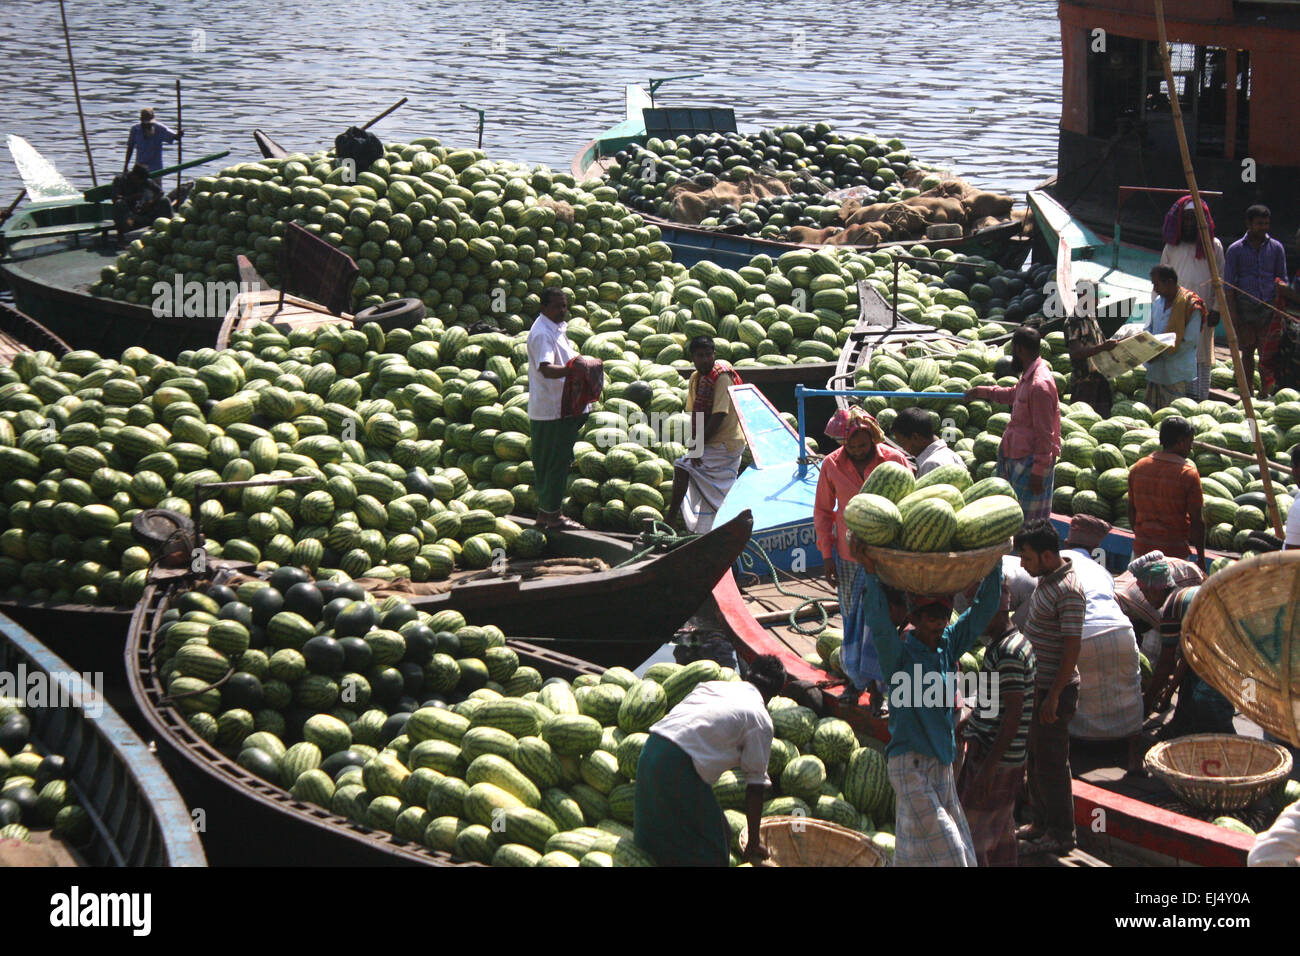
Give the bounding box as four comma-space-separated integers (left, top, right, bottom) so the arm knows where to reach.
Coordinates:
968, 356, 1061, 476
814, 444, 912, 561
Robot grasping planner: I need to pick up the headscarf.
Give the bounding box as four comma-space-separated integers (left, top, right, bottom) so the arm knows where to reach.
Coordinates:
825, 408, 852, 442
844, 407, 885, 445
1162, 194, 1216, 260
1065, 514, 1112, 552
906, 592, 955, 615
1128, 551, 1174, 589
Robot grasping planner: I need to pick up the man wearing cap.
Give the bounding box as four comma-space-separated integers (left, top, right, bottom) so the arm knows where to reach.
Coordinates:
957, 581, 1036, 867
1115, 552, 1204, 658
856, 548, 1003, 867
1062, 516, 1144, 763
1127, 416, 1207, 567
1014, 519, 1086, 857
1127, 554, 1236, 738
124, 108, 182, 174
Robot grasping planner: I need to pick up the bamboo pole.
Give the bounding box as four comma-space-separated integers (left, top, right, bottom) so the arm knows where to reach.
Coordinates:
175, 80, 183, 194
57, 0, 97, 188
1153, 0, 1284, 536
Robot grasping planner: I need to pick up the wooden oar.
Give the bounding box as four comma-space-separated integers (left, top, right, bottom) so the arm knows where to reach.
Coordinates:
361, 97, 407, 131
0, 190, 27, 228
82, 149, 229, 203
175, 80, 183, 194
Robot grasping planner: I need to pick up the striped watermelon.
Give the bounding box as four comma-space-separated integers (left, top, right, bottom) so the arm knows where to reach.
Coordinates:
962, 475, 1015, 504
953, 495, 1023, 550
842, 746, 894, 820
616, 680, 667, 733
914, 462, 971, 493
843, 493, 901, 546
898, 498, 957, 552
1097, 467, 1130, 501
898, 484, 966, 520
859, 460, 915, 503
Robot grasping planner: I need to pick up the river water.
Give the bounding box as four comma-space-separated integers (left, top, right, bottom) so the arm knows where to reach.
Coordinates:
0, 0, 1063, 199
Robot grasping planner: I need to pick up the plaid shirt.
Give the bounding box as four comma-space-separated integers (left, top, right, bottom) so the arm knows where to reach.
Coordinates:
1064, 312, 1105, 380
1127, 452, 1203, 546
1022, 556, 1085, 690
968, 356, 1060, 476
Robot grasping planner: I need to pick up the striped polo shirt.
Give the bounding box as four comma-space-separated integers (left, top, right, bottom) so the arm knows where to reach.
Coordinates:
1022, 556, 1086, 690
964, 627, 1036, 766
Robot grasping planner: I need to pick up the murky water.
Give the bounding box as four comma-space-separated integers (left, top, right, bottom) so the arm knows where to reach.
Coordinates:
0, 0, 1062, 199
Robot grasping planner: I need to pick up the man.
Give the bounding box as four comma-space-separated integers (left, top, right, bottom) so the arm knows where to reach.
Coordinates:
527, 288, 586, 530
668, 337, 745, 533
1224, 204, 1288, 399
857, 553, 1003, 867
110, 164, 171, 241
1063, 279, 1117, 417
1249, 799, 1300, 866
889, 407, 965, 478
1061, 516, 1144, 757
815, 409, 910, 701
124, 108, 182, 173
1127, 416, 1206, 566
965, 326, 1061, 522
957, 581, 1035, 867
1127, 555, 1236, 738
1114, 551, 1205, 658
1014, 519, 1086, 857
1271, 227, 1300, 394
1160, 197, 1225, 401
634, 654, 786, 866
1285, 447, 1300, 550
1143, 265, 1205, 409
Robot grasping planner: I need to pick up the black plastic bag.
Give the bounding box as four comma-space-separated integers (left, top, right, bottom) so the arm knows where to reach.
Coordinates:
334, 126, 384, 174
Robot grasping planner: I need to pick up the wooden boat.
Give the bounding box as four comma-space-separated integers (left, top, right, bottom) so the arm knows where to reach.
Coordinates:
404, 511, 755, 668
1048, 0, 1300, 251
215, 258, 352, 349
0, 609, 207, 865
127, 580, 604, 866
254, 129, 290, 160
0, 299, 72, 362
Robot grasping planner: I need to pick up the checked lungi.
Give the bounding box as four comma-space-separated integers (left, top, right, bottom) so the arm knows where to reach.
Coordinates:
674, 442, 743, 534
633, 734, 730, 867
956, 741, 1024, 867
888, 752, 977, 867
997, 453, 1054, 524
1072, 624, 1143, 740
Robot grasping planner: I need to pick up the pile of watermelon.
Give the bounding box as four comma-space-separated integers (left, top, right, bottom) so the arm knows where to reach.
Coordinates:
0, 700, 91, 846
601, 123, 927, 238
155, 566, 896, 866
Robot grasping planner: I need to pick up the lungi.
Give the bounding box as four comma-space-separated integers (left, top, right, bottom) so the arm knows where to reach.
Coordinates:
839, 553, 884, 686
530, 415, 584, 513
956, 741, 1023, 867
1143, 380, 1189, 411
633, 734, 730, 867
997, 453, 1054, 523
1192, 363, 1211, 402
1072, 624, 1144, 739
674, 442, 743, 533
887, 752, 977, 867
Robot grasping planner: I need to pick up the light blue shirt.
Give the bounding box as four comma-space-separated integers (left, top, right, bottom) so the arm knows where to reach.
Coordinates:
1145, 295, 1200, 386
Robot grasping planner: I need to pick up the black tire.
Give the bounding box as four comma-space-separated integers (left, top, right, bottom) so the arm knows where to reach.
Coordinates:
354, 297, 426, 330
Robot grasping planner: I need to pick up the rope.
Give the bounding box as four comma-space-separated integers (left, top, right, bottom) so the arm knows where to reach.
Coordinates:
739, 537, 830, 636
610, 520, 700, 569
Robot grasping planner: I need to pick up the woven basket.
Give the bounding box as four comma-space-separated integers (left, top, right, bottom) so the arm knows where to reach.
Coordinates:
1179, 551, 1300, 747
756, 816, 886, 867
1143, 734, 1293, 812
853, 538, 1011, 595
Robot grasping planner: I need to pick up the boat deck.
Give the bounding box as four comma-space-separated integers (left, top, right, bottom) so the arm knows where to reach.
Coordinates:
217, 287, 351, 349
734, 571, 841, 665
3, 236, 119, 295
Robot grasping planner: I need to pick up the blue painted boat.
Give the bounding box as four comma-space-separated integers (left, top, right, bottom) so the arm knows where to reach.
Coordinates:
0, 610, 207, 865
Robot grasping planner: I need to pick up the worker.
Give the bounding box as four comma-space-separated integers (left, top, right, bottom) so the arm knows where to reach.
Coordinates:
1127, 554, 1236, 738
953, 555, 1037, 632
1286, 448, 1300, 549
857, 549, 1003, 867
889, 406, 966, 477
668, 337, 746, 533
110, 163, 171, 240
1126, 416, 1207, 567
1064, 279, 1117, 417
1061, 516, 1144, 768
816, 408, 910, 704
1270, 226, 1300, 394
1015, 519, 1086, 858
957, 581, 1035, 867
1160, 197, 1224, 401
1143, 265, 1206, 409
1224, 204, 1288, 399
124, 107, 182, 173
633, 654, 787, 866
965, 326, 1061, 522
1249, 799, 1300, 866
527, 288, 587, 530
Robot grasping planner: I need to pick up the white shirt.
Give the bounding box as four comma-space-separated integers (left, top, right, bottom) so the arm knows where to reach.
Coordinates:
526, 314, 578, 421
953, 555, 1036, 631
914, 439, 966, 477
1286, 495, 1300, 547
1249, 798, 1300, 866
1161, 239, 1225, 366
650, 681, 774, 786
1067, 548, 1137, 638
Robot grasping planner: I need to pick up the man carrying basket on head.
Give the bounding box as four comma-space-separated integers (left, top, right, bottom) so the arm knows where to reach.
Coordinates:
854, 544, 1004, 867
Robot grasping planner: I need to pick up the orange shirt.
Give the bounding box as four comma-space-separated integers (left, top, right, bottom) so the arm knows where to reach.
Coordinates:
1127, 452, 1203, 547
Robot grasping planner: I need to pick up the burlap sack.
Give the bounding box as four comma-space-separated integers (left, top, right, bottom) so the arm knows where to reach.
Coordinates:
828, 222, 891, 245
665, 173, 791, 225
787, 225, 838, 244
963, 190, 1015, 222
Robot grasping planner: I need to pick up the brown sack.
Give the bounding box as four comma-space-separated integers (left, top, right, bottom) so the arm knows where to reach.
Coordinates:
901, 195, 967, 224
963, 190, 1015, 222
787, 225, 837, 244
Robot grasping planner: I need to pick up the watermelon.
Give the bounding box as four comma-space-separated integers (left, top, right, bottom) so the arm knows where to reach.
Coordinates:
859, 460, 915, 503
843, 493, 902, 546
